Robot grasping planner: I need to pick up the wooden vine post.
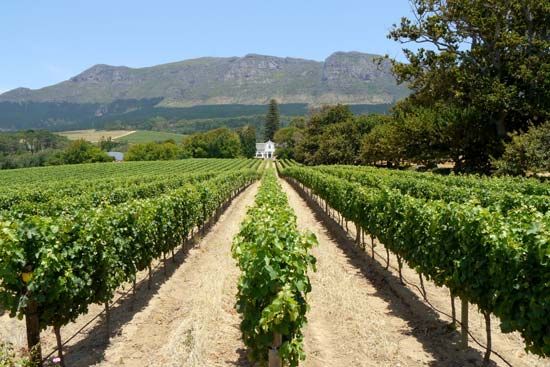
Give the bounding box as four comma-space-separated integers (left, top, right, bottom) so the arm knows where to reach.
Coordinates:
419, 274, 427, 301
483, 312, 492, 365
269, 333, 282, 367
461, 298, 469, 349
147, 264, 152, 290
450, 291, 456, 328
25, 298, 42, 367
105, 302, 111, 343
53, 325, 66, 367
396, 255, 404, 284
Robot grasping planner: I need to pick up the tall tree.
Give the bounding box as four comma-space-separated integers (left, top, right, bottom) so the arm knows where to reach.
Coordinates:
389, 0, 550, 171
236, 125, 257, 158
181, 127, 242, 158
264, 99, 280, 141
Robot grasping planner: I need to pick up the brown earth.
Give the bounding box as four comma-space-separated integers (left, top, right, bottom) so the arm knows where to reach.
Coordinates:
0, 182, 258, 367
281, 177, 549, 367
1, 176, 548, 367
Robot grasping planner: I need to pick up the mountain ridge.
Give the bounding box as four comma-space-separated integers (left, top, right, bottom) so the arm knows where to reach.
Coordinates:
0, 51, 408, 107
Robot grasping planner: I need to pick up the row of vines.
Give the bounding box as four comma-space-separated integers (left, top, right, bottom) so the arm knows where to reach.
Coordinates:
281, 164, 550, 360
0, 159, 262, 366
232, 168, 317, 366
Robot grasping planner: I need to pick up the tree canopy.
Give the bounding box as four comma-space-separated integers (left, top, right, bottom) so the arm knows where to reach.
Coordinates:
125, 141, 182, 161
389, 0, 550, 171
182, 128, 242, 158
58, 139, 113, 164
264, 99, 280, 141
236, 125, 257, 158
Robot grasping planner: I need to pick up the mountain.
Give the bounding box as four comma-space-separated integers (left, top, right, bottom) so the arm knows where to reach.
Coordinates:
0, 52, 408, 131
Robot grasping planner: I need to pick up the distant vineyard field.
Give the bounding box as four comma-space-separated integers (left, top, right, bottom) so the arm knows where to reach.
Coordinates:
56, 129, 186, 144
57, 129, 135, 142
114, 130, 186, 144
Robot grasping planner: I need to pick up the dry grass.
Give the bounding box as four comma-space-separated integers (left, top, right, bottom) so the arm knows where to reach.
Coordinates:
283, 178, 549, 367
57, 129, 135, 142
97, 182, 259, 367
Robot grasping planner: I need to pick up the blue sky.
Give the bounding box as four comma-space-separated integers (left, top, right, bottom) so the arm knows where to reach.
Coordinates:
0, 0, 413, 93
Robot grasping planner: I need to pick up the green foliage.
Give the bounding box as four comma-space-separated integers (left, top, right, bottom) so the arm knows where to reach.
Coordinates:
282, 165, 550, 357
361, 105, 452, 167
0, 51, 404, 131
264, 99, 280, 141
313, 165, 550, 213
60, 139, 113, 164
388, 0, 550, 171
274, 127, 302, 160
360, 121, 403, 166
0, 130, 71, 170
0, 130, 69, 155
98, 136, 125, 152
0, 343, 33, 367
182, 128, 242, 158
236, 125, 257, 158
125, 141, 183, 161
294, 105, 385, 165
493, 121, 550, 176
114, 130, 186, 144
232, 169, 316, 366
0, 160, 260, 355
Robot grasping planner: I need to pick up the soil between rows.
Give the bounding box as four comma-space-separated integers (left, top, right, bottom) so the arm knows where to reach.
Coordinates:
1, 177, 547, 367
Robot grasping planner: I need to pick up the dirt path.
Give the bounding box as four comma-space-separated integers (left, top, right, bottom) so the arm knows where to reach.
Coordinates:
92, 182, 258, 367
280, 177, 548, 367
0, 183, 258, 367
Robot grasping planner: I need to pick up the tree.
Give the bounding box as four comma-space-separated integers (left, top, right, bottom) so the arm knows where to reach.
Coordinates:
236, 125, 257, 158
60, 139, 113, 164
98, 136, 124, 152
125, 141, 182, 161
360, 121, 403, 166
274, 127, 303, 160
264, 99, 280, 141
492, 121, 550, 176
294, 105, 355, 164
181, 128, 242, 158
389, 0, 550, 171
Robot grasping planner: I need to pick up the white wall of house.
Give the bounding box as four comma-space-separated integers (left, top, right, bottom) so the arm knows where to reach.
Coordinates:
255, 140, 276, 159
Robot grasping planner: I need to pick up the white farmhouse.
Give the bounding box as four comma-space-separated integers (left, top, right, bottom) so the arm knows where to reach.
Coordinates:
255, 140, 276, 159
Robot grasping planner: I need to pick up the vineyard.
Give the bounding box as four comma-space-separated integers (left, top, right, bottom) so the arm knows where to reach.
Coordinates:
0, 159, 261, 365
280, 161, 550, 362
0, 158, 548, 367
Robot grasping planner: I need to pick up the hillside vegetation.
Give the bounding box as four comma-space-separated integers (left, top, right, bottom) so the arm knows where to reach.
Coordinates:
114, 130, 186, 144
0, 52, 403, 132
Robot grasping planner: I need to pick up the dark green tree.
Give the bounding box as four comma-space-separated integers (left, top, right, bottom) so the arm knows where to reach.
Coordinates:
274, 127, 303, 160
264, 99, 280, 141
236, 125, 257, 158
61, 139, 113, 164
294, 105, 354, 164
492, 121, 550, 176
125, 141, 182, 161
181, 128, 242, 158
389, 0, 550, 172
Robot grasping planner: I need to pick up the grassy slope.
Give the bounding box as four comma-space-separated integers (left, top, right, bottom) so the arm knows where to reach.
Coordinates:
57, 129, 135, 142
114, 130, 186, 144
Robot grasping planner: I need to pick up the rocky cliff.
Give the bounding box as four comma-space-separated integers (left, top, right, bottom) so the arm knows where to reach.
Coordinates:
0, 52, 408, 107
